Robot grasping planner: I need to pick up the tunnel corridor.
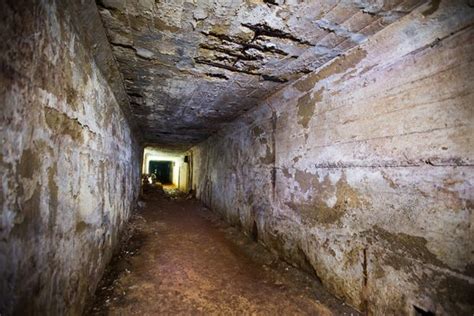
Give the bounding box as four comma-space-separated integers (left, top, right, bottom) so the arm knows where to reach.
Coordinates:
87, 187, 357, 315
1, 0, 473, 315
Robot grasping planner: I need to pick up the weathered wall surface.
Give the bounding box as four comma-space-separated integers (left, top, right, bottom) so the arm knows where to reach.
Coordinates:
192, 1, 474, 314
0, 1, 141, 314
96, 0, 424, 150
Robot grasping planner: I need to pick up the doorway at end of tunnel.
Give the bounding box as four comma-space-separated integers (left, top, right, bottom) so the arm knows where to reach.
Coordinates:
149, 160, 173, 184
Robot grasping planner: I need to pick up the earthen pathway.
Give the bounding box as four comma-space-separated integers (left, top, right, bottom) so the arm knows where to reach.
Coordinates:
87, 187, 359, 315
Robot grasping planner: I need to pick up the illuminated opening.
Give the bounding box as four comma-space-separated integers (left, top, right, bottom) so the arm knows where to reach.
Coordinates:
142, 146, 191, 192
149, 160, 173, 184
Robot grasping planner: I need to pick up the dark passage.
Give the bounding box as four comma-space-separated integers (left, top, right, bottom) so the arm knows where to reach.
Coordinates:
149, 161, 173, 184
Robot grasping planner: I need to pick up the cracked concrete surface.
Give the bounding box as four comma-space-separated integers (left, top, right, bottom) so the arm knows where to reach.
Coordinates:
97, 0, 426, 150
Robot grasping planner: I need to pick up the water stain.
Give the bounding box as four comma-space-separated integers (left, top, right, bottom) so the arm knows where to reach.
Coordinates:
259, 144, 274, 164
45, 107, 84, 143
48, 165, 59, 232
76, 221, 90, 233
297, 87, 324, 128
370, 226, 445, 268
297, 93, 313, 128
18, 148, 41, 179
287, 173, 365, 226
422, 0, 441, 16
252, 125, 265, 138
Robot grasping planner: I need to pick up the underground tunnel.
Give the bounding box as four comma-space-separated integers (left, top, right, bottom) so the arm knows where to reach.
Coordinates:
1, 0, 473, 315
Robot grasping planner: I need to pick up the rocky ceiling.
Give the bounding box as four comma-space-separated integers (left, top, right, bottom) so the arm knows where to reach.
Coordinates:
97, 0, 425, 151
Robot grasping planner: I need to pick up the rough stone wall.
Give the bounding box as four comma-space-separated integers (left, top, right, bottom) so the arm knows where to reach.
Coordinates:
0, 1, 141, 314
192, 2, 474, 314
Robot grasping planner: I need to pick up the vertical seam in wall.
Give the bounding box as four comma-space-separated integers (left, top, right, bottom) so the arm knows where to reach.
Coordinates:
271, 111, 277, 202
362, 246, 369, 315
266, 102, 277, 202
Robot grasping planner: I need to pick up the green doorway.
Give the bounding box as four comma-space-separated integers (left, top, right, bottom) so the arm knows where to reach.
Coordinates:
149, 161, 173, 184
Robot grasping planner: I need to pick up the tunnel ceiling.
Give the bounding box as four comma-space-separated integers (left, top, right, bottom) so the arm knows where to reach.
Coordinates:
97, 0, 424, 150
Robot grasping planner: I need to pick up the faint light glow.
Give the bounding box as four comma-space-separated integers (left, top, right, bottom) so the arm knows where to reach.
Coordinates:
142, 147, 190, 191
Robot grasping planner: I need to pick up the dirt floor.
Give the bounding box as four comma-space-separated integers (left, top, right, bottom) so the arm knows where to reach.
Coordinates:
86, 185, 359, 315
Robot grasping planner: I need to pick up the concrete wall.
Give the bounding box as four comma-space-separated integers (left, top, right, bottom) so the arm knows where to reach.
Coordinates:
191, 2, 474, 315
178, 162, 190, 192
0, 1, 141, 314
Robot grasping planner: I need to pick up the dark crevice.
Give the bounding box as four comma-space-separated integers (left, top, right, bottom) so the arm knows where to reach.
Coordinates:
241, 23, 313, 46
414, 305, 435, 316
298, 68, 312, 75
261, 74, 288, 83
271, 110, 277, 200
205, 73, 229, 80
360, 8, 378, 16
263, 0, 279, 5
362, 247, 369, 315
194, 57, 260, 76
213, 54, 237, 63
202, 31, 289, 56
316, 24, 336, 34
110, 42, 135, 51
127, 92, 143, 98
96, 0, 120, 11
199, 43, 263, 61
251, 221, 258, 241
